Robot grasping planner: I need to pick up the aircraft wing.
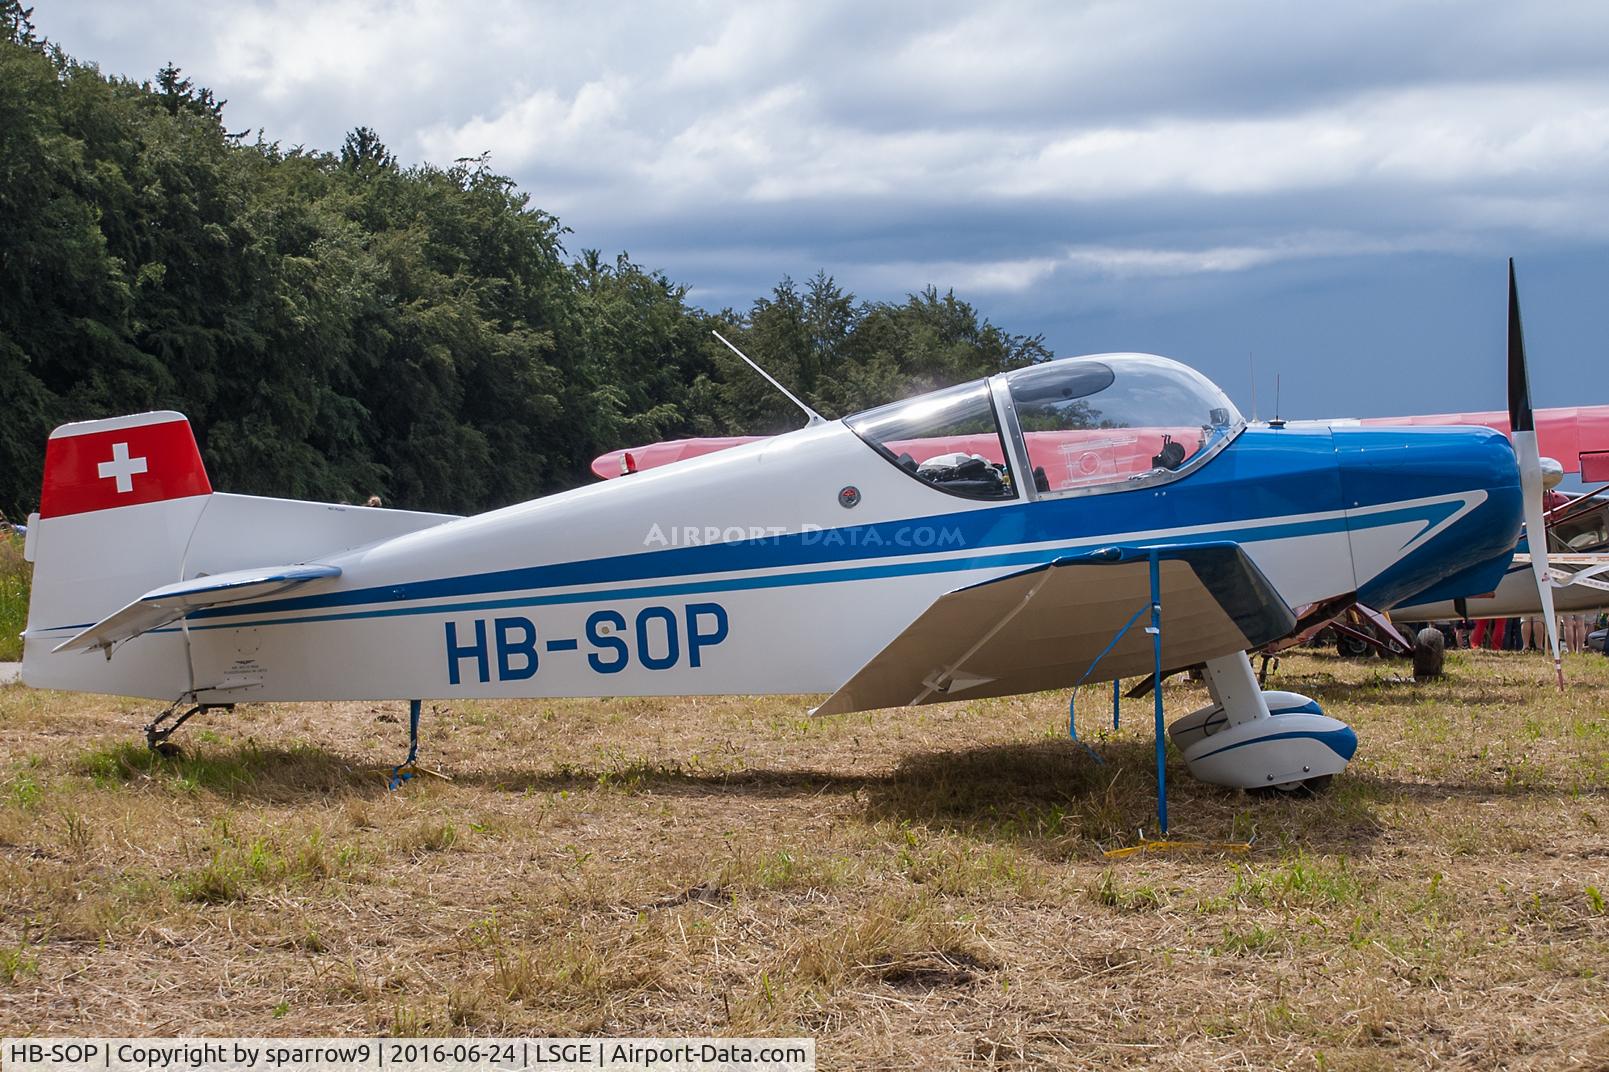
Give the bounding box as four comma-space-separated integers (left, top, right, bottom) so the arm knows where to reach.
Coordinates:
1514, 552, 1609, 592
53, 564, 341, 655
814, 543, 1296, 717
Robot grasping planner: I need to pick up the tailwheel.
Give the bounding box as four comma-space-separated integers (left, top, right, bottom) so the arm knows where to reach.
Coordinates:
143, 701, 233, 755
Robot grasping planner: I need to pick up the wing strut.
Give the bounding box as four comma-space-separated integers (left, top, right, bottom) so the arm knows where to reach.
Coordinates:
1062, 550, 1172, 835
1147, 551, 1168, 836
815, 541, 1298, 836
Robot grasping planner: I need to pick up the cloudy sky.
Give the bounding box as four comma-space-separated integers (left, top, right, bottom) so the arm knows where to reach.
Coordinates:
32, 0, 1609, 418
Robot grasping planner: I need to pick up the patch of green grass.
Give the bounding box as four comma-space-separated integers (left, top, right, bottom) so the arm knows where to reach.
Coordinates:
177, 853, 247, 904
720, 847, 854, 893
0, 532, 29, 662
174, 824, 353, 903
73, 738, 356, 798
6, 770, 42, 809
1229, 852, 1362, 908
77, 741, 256, 792
403, 819, 458, 855
1090, 868, 1167, 912
895, 840, 1038, 896
387, 1002, 426, 1037
61, 810, 93, 852
1215, 923, 1283, 956
0, 945, 38, 985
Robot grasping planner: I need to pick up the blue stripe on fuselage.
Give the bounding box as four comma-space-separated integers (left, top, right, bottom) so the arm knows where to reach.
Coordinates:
37, 425, 1518, 636
184, 427, 1348, 625
175, 523, 1317, 633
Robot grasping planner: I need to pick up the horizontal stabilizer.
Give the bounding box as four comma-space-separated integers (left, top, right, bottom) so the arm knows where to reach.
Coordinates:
54, 564, 341, 655
814, 543, 1296, 717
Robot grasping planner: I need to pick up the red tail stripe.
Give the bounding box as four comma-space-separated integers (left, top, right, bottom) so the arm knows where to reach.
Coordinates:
40, 418, 211, 518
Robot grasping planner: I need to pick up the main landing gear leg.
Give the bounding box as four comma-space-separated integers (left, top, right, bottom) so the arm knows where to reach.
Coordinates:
1166, 651, 1355, 794
388, 700, 424, 791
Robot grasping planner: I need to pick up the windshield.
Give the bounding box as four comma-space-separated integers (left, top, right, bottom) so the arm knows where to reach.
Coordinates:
1004, 353, 1242, 494
845, 380, 1016, 500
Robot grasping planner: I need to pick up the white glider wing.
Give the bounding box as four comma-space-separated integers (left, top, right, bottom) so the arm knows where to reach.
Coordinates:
814, 543, 1297, 717
54, 564, 341, 655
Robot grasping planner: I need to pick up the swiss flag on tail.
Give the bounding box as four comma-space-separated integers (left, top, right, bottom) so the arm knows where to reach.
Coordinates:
39, 411, 211, 519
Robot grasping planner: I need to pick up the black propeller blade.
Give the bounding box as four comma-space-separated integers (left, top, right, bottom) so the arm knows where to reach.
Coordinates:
1507, 259, 1563, 689
1508, 258, 1534, 433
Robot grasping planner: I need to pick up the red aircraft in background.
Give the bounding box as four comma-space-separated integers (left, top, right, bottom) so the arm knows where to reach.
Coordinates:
594, 407, 1609, 484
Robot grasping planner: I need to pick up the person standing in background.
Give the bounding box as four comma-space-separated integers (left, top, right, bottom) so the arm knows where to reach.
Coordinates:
1565, 613, 1588, 653
1471, 618, 1506, 650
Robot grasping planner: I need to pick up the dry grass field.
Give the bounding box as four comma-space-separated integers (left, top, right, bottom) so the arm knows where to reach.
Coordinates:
0, 648, 1605, 1069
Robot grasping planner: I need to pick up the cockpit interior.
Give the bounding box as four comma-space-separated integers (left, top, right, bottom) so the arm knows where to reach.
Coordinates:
846, 353, 1244, 501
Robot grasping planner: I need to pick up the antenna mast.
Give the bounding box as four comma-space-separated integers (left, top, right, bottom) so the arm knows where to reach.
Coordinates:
711, 330, 826, 427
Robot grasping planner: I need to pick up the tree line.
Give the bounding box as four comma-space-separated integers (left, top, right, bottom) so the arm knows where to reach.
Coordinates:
0, 4, 1052, 518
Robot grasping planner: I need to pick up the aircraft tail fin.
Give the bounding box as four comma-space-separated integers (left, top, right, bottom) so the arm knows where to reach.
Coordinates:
22, 412, 219, 696
39, 410, 212, 520
21, 412, 459, 698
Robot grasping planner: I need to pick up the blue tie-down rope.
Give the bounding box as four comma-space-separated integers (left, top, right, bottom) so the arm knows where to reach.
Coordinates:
388, 699, 422, 791
1149, 548, 1167, 836
1068, 602, 1150, 765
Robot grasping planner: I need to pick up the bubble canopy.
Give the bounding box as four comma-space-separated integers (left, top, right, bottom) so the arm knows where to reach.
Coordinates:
845, 353, 1244, 500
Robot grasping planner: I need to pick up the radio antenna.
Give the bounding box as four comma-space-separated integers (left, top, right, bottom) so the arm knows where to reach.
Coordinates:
711, 330, 826, 427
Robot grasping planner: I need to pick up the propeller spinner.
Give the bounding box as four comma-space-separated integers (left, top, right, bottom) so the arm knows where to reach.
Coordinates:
1508, 259, 1565, 690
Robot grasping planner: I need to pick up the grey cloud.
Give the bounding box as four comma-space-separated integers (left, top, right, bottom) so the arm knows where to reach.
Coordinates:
26, 0, 1609, 416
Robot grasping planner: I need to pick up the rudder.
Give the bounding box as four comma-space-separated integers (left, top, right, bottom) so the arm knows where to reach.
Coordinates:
23, 411, 214, 696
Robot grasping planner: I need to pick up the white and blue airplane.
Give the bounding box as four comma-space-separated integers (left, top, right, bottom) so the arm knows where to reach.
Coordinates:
15, 264, 1559, 800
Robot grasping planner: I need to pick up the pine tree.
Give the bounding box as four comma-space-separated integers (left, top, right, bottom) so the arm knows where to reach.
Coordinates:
341, 126, 396, 172
1, 1, 37, 49
154, 62, 224, 119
